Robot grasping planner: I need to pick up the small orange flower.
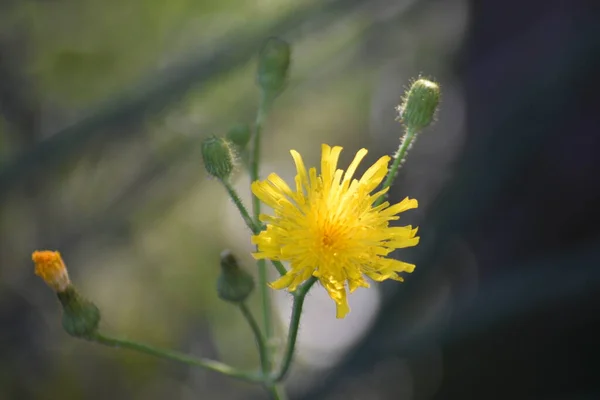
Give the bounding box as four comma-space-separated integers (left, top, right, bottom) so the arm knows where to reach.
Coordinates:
32, 250, 71, 292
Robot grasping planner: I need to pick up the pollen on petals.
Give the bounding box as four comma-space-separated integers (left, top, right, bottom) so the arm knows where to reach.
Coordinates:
32, 250, 71, 292
251, 144, 419, 319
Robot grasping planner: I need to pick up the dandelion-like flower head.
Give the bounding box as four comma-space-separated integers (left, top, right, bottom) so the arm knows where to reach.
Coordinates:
251, 144, 419, 318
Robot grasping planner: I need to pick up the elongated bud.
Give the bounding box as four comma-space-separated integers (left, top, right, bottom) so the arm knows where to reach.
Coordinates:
217, 250, 254, 303
398, 78, 440, 130
226, 124, 252, 149
32, 250, 101, 338
201, 136, 236, 180
257, 37, 291, 96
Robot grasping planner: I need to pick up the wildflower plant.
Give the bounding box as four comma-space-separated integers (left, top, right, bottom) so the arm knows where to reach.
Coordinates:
32, 38, 440, 399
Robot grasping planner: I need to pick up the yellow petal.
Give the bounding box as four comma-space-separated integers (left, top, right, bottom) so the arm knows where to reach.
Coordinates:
388, 226, 419, 238
269, 273, 296, 290
291, 150, 308, 192
359, 155, 390, 193
383, 197, 419, 216
388, 236, 420, 248
251, 181, 288, 209
342, 148, 368, 187
335, 292, 350, 319
321, 145, 343, 186
288, 267, 314, 291
348, 276, 369, 292
266, 173, 293, 198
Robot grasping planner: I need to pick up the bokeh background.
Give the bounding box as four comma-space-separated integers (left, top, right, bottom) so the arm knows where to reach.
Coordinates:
1, 0, 599, 399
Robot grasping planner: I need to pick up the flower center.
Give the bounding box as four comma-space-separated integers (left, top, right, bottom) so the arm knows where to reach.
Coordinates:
322, 233, 335, 247
318, 220, 347, 251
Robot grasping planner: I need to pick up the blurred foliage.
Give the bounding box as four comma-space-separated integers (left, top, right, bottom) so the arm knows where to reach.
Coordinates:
0, 0, 466, 398
27, 0, 302, 104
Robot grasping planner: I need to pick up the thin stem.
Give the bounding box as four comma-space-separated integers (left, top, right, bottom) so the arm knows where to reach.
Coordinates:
223, 176, 286, 276
256, 258, 272, 360
221, 179, 260, 234
89, 332, 263, 383
270, 276, 318, 383
250, 92, 270, 218
250, 91, 274, 367
238, 302, 269, 373
268, 384, 289, 400
374, 127, 418, 207
271, 260, 287, 277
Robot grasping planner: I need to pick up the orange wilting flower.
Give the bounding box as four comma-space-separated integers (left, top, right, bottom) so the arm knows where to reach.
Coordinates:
251, 144, 419, 318
32, 250, 71, 292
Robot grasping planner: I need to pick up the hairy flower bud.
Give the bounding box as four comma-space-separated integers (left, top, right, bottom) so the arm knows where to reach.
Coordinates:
257, 37, 291, 96
201, 136, 236, 180
398, 78, 440, 130
217, 250, 254, 303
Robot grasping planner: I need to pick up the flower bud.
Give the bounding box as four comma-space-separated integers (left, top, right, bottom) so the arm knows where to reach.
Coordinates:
57, 286, 101, 338
226, 124, 252, 149
257, 37, 291, 96
201, 136, 236, 180
32, 250, 100, 338
217, 250, 254, 303
398, 78, 440, 130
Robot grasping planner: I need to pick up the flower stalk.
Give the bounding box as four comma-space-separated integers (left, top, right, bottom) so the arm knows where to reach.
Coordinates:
374, 126, 418, 207
238, 302, 269, 375
376, 77, 440, 206
251, 91, 276, 377
269, 276, 318, 384
89, 332, 263, 383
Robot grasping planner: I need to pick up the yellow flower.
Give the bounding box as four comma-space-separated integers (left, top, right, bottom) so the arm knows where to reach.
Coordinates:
32, 250, 71, 292
251, 144, 419, 318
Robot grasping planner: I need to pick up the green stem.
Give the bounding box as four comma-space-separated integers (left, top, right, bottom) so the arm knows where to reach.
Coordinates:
222, 176, 286, 276
239, 304, 287, 398
250, 91, 274, 367
271, 260, 287, 277
250, 92, 270, 218
238, 302, 269, 373
256, 258, 272, 362
89, 332, 262, 383
374, 127, 417, 207
221, 179, 260, 234
270, 276, 318, 383
268, 384, 289, 400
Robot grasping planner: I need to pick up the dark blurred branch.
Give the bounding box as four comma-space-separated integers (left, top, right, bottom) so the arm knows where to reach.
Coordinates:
0, 0, 370, 203
0, 45, 38, 145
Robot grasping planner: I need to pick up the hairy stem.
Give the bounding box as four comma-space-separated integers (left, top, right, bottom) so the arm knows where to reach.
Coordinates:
270, 276, 318, 383
221, 179, 260, 234
374, 127, 417, 207
250, 92, 274, 369
239, 302, 269, 374
90, 332, 262, 383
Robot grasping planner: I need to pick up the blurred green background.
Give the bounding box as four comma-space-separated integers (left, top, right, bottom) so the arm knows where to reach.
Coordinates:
0, 0, 467, 398
3, 0, 600, 398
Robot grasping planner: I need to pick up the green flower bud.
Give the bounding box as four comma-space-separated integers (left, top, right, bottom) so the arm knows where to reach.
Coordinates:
217, 250, 254, 303
398, 78, 440, 130
226, 124, 252, 149
201, 136, 236, 180
257, 37, 291, 96
57, 286, 101, 338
